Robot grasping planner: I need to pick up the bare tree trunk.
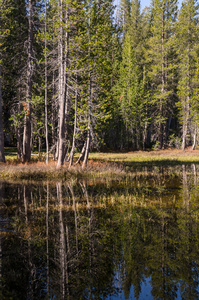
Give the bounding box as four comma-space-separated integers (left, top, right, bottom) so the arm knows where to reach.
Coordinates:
45, 0, 49, 164
38, 135, 41, 159
69, 74, 78, 168
82, 7, 92, 169
57, 0, 69, 168
82, 127, 91, 169
191, 125, 196, 150
13, 104, 23, 159
0, 64, 5, 162
74, 141, 86, 165
182, 98, 189, 151
23, 0, 33, 162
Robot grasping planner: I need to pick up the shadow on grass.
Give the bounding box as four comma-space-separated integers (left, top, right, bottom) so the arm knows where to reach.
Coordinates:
92, 158, 199, 169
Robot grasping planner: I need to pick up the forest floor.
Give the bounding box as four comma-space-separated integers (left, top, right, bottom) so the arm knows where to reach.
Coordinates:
1, 148, 199, 181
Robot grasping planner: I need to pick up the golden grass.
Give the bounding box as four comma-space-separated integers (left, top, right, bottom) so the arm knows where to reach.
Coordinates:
89, 148, 199, 163
1, 148, 199, 181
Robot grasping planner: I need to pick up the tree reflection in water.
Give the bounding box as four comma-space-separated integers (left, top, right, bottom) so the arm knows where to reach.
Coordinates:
0, 165, 199, 299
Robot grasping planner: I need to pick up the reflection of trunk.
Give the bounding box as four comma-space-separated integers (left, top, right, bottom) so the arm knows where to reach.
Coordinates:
46, 182, 50, 297
0, 237, 2, 290
88, 206, 93, 296
24, 186, 28, 224
161, 214, 166, 300
57, 182, 70, 299
182, 164, 189, 209
57, 182, 66, 298
80, 181, 90, 209
192, 164, 197, 187
0, 183, 3, 288
24, 185, 35, 299
68, 184, 79, 255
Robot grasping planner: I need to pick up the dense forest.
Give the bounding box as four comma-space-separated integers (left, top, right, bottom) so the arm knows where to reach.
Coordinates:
0, 0, 199, 166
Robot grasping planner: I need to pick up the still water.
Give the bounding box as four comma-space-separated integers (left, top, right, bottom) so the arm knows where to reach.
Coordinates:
0, 165, 199, 299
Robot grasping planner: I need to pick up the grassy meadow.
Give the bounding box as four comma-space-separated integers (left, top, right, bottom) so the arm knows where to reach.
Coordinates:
1, 148, 199, 181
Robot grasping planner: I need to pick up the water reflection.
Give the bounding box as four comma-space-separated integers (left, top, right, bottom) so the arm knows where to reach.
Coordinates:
0, 165, 199, 299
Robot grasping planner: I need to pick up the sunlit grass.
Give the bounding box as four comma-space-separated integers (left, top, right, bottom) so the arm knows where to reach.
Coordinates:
1, 148, 199, 181
89, 149, 199, 164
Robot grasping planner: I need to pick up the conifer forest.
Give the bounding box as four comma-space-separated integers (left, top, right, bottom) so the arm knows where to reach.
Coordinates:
0, 0, 199, 166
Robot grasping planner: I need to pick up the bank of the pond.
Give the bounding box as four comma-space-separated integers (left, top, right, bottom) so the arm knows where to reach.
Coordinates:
1, 149, 199, 180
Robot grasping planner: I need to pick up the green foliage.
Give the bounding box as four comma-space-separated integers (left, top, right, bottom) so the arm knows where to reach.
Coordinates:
1, 0, 199, 159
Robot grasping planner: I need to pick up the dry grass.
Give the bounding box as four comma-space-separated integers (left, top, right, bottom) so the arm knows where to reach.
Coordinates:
1, 148, 199, 181
90, 148, 199, 163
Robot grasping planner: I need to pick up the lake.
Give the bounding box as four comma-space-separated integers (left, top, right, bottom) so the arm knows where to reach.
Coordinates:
0, 164, 199, 299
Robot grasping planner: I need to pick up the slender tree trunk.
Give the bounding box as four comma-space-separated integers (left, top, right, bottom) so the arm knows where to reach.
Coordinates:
0, 64, 5, 162
191, 126, 196, 150
160, 3, 165, 149
82, 127, 91, 169
82, 7, 92, 169
57, 0, 69, 168
14, 103, 23, 159
69, 74, 78, 168
182, 97, 189, 151
45, 0, 49, 164
52, 71, 56, 161
23, 0, 33, 162
74, 141, 86, 165
38, 135, 41, 159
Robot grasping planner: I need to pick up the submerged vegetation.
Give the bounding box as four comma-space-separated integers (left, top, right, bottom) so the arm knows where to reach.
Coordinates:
1, 164, 199, 299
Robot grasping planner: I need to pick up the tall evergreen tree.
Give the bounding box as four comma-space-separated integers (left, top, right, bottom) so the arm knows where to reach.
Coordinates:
175, 0, 199, 150
146, 0, 178, 148
0, 0, 10, 162
115, 0, 150, 150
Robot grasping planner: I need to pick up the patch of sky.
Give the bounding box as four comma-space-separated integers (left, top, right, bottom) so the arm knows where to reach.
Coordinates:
114, 0, 183, 13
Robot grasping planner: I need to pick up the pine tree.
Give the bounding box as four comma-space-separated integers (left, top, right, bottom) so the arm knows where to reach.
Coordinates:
117, 0, 131, 37
2, 0, 28, 159
0, 0, 11, 162
115, 0, 149, 150
175, 0, 199, 150
146, 0, 178, 148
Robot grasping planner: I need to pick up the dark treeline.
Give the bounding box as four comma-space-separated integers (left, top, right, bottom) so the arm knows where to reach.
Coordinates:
0, 0, 199, 166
